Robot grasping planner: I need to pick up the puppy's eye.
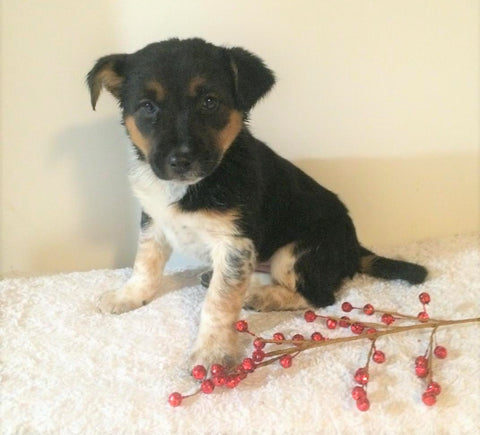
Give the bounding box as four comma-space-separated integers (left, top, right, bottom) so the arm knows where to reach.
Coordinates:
201, 95, 219, 112
138, 100, 158, 115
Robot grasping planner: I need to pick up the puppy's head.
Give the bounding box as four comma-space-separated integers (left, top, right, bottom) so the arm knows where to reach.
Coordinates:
87, 38, 275, 183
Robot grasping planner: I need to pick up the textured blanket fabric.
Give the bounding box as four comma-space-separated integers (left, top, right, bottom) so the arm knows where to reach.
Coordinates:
1, 234, 479, 434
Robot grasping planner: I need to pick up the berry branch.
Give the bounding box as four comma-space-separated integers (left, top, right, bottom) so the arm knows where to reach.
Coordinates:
168, 292, 479, 410
258, 316, 478, 358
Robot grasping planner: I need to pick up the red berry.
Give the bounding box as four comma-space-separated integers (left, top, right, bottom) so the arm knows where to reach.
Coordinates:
304, 310, 317, 322
311, 331, 324, 341
292, 333, 305, 343
280, 354, 293, 368
326, 318, 337, 329
339, 316, 350, 328
354, 368, 369, 385
225, 375, 240, 389
417, 311, 430, 322
235, 320, 249, 332
253, 338, 265, 350
363, 304, 375, 315
168, 392, 183, 407
415, 355, 428, 367
422, 392, 437, 406
351, 323, 365, 335
373, 350, 386, 364
273, 332, 285, 343
415, 365, 429, 378
366, 328, 377, 335
426, 381, 442, 396
434, 345, 447, 359
252, 349, 265, 363
241, 357, 256, 373
210, 364, 224, 376
235, 365, 247, 380
201, 379, 215, 394
356, 397, 370, 412
352, 386, 366, 400
381, 313, 395, 325
192, 365, 207, 380
342, 302, 353, 312
419, 292, 431, 305
212, 374, 226, 386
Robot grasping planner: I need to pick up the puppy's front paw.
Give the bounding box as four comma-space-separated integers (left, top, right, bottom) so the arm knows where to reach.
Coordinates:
190, 335, 239, 371
96, 289, 144, 314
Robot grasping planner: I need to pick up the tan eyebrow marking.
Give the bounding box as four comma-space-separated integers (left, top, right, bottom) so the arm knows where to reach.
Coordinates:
146, 80, 166, 101
188, 76, 206, 97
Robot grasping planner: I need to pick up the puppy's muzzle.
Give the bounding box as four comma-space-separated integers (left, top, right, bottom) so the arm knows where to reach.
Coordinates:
168, 149, 194, 175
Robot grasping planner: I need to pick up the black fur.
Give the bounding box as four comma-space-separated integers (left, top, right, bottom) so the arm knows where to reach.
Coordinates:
88, 38, 427, 309
228, 47, 276, 112
140, 211, 152, 229
359, 247, 427, 284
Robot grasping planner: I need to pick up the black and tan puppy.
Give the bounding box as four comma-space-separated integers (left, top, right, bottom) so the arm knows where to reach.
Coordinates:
87, 38, 427, 368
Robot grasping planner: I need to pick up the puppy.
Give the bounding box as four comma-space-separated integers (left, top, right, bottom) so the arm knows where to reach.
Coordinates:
87, 38, 427, 368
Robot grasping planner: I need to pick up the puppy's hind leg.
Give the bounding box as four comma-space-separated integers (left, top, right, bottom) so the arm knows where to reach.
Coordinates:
97, 218, 171, 314
244, 284, 311, 312
244, 244, 311, 312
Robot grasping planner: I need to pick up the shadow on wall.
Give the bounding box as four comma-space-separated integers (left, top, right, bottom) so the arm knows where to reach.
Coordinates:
294, 153, 479, 247
37, 134, 479, 275
45, 117, 140, 271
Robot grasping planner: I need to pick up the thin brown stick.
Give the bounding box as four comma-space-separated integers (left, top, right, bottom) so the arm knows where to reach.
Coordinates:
365, 339, 376, 369
379, 310, 443, 323
261, 317, 480, 359
426, 325, 439, 384
316, 315, 386, 329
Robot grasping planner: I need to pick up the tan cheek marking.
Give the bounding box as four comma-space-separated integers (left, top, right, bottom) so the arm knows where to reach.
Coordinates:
125, 116, 151, 158
217, 110, 243, 152
188, 76, 206, 97
146, 80, 166, 101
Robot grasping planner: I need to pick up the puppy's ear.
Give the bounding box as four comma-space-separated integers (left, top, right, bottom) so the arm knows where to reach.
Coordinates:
227, 47, 275, 112
87, 54, 128, 110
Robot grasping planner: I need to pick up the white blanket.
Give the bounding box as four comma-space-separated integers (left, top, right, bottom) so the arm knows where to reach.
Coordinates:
1, 234, 479, 434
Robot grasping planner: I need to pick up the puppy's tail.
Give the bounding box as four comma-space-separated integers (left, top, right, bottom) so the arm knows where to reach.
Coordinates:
359, 246, 427, 284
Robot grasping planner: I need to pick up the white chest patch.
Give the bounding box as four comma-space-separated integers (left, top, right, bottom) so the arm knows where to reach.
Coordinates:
129, 160, 238, 264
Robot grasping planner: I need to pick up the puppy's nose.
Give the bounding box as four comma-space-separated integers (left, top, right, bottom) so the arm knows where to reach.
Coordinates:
168, 148, 193, 174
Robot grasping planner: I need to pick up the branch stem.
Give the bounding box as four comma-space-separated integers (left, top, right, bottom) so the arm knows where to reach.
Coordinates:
261, 317, 480, 359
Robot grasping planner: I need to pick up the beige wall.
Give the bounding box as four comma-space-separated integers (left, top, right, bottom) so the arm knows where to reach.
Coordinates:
1, 0, 478, 277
